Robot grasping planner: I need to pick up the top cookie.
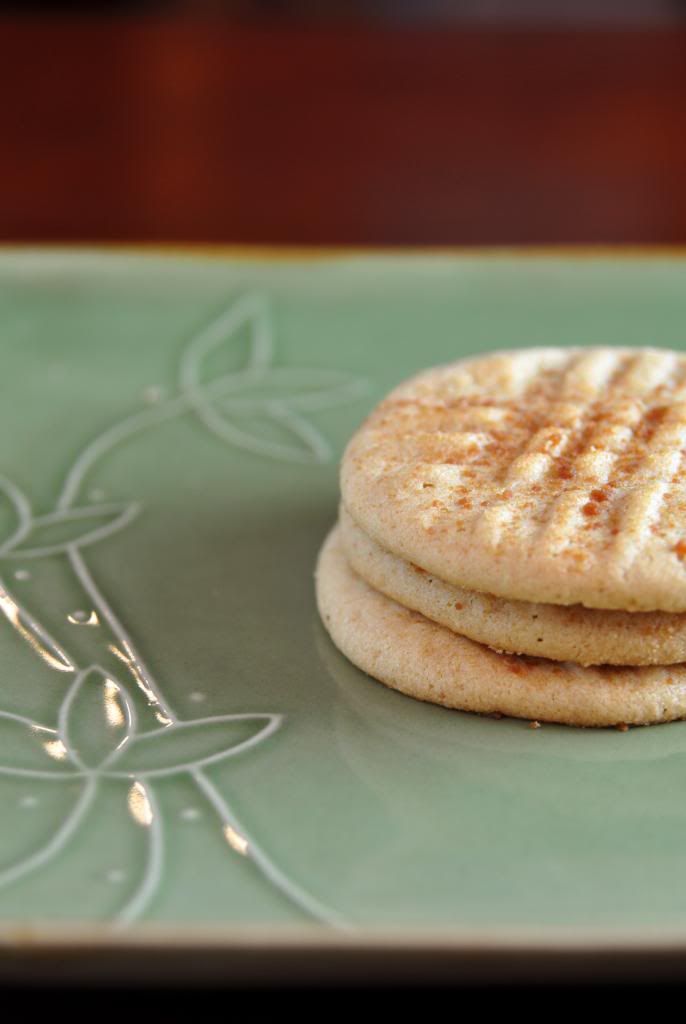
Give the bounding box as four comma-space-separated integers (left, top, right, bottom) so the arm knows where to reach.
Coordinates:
341, 347, 686, 612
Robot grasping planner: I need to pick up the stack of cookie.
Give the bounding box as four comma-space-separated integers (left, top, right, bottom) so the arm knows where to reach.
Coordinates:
316, 347, 686, 727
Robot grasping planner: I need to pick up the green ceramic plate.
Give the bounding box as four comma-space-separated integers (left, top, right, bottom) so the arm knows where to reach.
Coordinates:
3, 248, 686, 983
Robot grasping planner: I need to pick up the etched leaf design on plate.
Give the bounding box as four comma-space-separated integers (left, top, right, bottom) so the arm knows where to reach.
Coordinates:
0, 712, 75, 777
3, 502, 139, 559
0, 289, 358, 927
216, 368, 368, 415
107, 713, 281, 778
180, 293, 367, 464
0, 476, 32, 555
59, 667, 136, 772
183, 292, 272, 383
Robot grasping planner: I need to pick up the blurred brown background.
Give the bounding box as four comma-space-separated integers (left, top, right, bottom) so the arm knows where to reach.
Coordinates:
3, 1, 686, 245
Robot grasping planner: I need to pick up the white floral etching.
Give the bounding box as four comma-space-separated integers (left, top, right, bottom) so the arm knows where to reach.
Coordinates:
0, 293, 366, 928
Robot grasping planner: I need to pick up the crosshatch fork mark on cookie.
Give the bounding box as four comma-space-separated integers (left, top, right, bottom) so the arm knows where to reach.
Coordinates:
341, 347, 686, 611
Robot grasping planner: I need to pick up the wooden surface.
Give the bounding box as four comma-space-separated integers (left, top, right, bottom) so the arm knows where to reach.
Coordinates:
3, 17, 686, 245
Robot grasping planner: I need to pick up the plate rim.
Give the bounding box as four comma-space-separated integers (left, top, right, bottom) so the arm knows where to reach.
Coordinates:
2, 243, 686, 262
4, 921, 686, 984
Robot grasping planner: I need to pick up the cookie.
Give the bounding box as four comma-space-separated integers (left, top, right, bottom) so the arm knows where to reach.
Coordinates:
341, 347, 686, 612
339, 505, 686, 666
316, 526, 686, 727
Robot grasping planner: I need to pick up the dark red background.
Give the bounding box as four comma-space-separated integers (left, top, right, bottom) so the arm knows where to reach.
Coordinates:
3, 17, 686, 245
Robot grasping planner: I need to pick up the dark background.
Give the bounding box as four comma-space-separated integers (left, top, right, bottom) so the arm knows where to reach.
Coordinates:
3, 1, 686, 245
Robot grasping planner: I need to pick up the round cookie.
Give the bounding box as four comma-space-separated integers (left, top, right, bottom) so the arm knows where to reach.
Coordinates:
315, 526, 686, 727
341, 347, 686, 612
339, 505, 686, 666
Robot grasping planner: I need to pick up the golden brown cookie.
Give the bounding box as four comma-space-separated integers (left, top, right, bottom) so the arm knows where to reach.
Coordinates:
339, 505, 686, 666
316, 526, 686, 727
341, 347, 686, 611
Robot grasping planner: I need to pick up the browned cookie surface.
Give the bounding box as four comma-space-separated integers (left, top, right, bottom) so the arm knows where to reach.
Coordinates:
342, 347, 686, 611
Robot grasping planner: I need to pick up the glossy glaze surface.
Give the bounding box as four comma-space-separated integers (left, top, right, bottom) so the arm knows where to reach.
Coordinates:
2, 249, 686, 932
